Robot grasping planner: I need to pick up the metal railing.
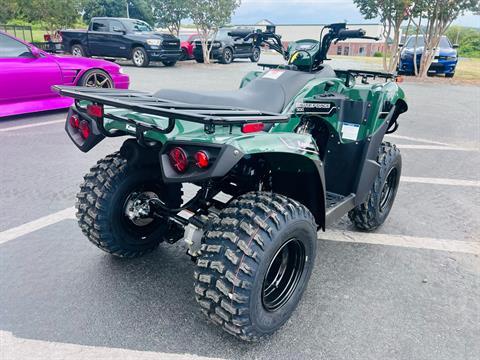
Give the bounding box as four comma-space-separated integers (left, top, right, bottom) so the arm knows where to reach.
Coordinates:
0, 24, 33, 43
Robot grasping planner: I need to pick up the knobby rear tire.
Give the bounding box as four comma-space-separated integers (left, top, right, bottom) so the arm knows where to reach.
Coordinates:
76, 152, 182, 258
194, 192, 317, 341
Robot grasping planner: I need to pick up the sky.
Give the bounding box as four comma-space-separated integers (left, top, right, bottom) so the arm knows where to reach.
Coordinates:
230, 0, 480, 27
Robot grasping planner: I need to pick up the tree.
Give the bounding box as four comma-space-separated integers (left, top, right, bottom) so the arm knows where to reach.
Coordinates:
446, 25, 480, 57
82, 0, 154, 25
25, 0, 82, 33
190, 0, 241, 64
128, 0, 155, 25
0, 0, 19, 23
354, 0, 412, 72
407, 0, 480, 77
82, 0, 126, 23
153, 0, 191, 36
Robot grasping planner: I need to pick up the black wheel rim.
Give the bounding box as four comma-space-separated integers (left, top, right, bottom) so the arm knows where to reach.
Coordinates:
262, 238, 306, 312
379, 167, 398, 212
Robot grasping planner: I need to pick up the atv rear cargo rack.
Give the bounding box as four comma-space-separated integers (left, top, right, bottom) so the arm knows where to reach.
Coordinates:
335, 69, 397, 86
54, 86, 289, 128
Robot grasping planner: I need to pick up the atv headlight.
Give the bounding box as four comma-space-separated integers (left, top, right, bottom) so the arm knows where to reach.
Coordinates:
212, 41, 222, 48
146, 39, 162, 46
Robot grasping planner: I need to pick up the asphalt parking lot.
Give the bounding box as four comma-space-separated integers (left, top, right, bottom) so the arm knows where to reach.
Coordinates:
1, 55, 479, 360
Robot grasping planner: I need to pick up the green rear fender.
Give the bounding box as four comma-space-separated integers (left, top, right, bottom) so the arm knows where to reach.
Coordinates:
229, 132, 326, 227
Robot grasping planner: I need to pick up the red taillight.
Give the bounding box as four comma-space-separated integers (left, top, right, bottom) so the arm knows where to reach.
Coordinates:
195, 151, 209, 169
241, 122, 264, 133
79, 120, 90, 139
86, 103, 103, 118
69, 114, 80, 129
169, 147, 189, 173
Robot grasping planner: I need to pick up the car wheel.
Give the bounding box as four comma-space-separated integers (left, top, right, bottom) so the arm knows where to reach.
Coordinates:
250, 47, 261, 62
78, 69, 113, 88
180, 48, 188, 61
445, 73, 455, 78
162, 60, 177, 67
220, 47, 233, 64
71, 44, 86, 57
132, 47, 150, 67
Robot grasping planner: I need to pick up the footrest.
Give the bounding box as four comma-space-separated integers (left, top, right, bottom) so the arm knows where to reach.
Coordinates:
325, 192, 356, 226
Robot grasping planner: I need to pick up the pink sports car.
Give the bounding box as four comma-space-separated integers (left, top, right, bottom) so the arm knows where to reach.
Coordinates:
0, 31, 129, 118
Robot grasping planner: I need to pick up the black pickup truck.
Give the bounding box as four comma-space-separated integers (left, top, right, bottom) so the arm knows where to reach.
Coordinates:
61, 17, 181, 67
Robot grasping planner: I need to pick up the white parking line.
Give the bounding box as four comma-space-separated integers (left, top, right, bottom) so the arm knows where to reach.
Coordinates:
398, 144, 478, 151
402, 176, 480, 187
0, 207, 75, 245
0, 174, 477, 245
0, 119, 65, 133
386, 134, 454, 147
0, 199, 478, 255
0, 330, 224, 360
319, 230, 480, 255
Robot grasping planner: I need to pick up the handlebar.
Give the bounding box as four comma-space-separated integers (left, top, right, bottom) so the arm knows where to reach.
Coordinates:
337, 29, 366, 39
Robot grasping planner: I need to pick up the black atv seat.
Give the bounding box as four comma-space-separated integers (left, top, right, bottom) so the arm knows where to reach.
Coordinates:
154, 66, 336, 115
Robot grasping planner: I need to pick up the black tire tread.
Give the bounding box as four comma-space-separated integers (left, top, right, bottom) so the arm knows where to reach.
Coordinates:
193, 192, 316, 341
76, 152, 181, 258
348, 141, 400, 230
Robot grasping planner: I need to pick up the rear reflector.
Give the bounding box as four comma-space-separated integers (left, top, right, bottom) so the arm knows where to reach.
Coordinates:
169, 147, 189, 173
86, 103, 103, 118
69, 114, 80, 129
241, 122, 264, 133
195, 151, 209, 168
79, 120, 90, 139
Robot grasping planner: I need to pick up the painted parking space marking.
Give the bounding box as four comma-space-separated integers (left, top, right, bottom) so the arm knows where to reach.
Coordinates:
319, 230, 480, 255
0, 174, 477, 245
386, 134, 456, 147
0, 207, 75, 245
397, 144, 478, 151
0, 119, 65, 133
0, 200, 478, 256
0, 330, 224, 360
401, 176, 480, 187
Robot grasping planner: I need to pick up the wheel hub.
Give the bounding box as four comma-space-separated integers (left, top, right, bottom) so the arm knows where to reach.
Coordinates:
124, 192, 158, 226
134, 50, 144, 65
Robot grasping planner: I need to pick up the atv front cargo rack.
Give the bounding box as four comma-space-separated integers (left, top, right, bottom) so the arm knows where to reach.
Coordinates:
54, 86, 289, 126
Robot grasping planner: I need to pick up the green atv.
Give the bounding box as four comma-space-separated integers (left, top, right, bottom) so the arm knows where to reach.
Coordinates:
56, 23, 407, 341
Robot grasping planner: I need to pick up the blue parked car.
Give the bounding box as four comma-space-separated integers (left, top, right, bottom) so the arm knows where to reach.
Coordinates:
398, 35, 458, 77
